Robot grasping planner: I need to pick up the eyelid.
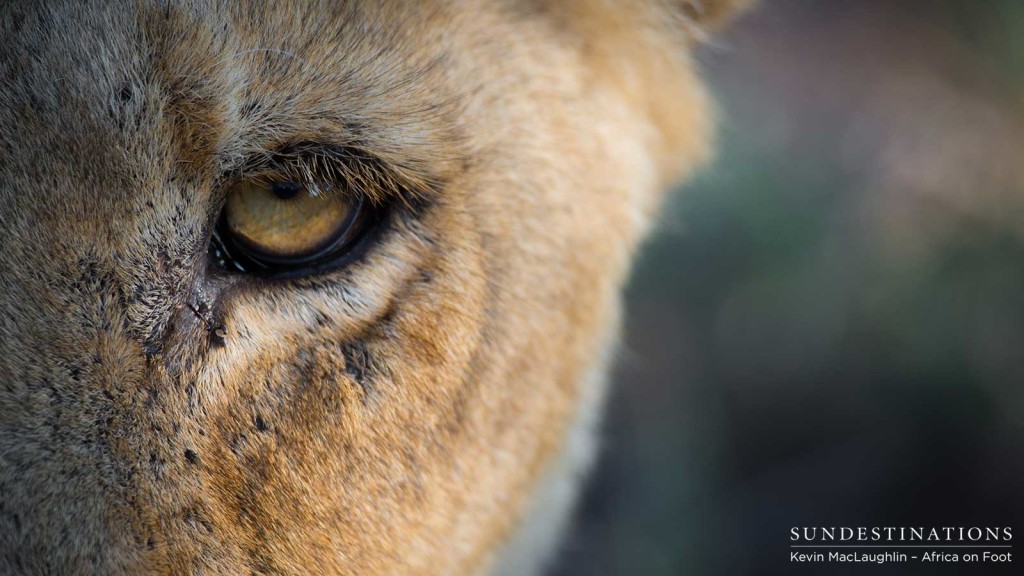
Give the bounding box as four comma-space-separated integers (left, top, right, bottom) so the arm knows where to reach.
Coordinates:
228, 141, 441, 210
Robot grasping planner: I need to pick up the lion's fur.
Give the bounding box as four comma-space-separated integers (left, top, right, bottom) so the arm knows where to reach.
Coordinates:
0, 1, 743, 574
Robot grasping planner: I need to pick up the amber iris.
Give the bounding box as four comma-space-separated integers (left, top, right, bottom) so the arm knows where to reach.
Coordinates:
223, 179, 359, 264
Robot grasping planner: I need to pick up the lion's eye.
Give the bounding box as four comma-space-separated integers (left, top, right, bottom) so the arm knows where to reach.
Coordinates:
210, 179, 370, 275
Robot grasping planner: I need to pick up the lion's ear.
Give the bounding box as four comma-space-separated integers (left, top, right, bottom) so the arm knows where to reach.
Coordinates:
678, 0, 754, 33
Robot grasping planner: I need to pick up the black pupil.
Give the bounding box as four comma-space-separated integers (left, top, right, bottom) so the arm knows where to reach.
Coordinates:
271, 182, 302, 200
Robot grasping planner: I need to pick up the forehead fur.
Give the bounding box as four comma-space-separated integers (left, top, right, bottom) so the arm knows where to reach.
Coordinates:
0, 2, 463, 205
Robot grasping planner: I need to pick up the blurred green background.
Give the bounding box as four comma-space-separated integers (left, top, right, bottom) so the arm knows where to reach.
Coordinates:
552, 1, 1024, 574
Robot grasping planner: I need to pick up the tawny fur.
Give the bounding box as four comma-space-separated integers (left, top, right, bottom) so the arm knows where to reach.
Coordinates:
0, 1, 744, 574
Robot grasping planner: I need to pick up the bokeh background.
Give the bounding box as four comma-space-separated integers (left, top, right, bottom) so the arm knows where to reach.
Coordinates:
551, 1, 1024, 574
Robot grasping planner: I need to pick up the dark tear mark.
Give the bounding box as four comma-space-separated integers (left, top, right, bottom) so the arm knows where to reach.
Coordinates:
210, 324, 227, 347
253, 413, 268, 433
340, 340, 373, 397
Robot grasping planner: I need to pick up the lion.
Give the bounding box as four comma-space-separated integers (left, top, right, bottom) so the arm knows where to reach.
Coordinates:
0, 1, 746, 574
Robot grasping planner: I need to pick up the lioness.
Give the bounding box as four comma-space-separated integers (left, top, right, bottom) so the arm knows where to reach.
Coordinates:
0, 1, 745, 574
